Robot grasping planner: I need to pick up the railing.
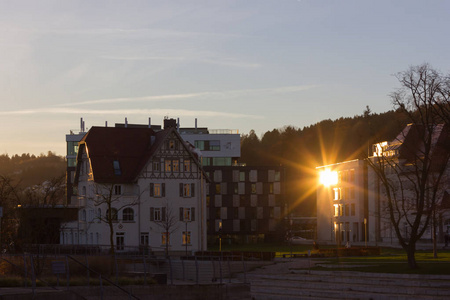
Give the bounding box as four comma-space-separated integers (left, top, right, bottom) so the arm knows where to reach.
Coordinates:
208, 129, 239, 134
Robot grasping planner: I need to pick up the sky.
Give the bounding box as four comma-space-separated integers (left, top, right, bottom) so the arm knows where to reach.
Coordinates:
1, 0, 449, 156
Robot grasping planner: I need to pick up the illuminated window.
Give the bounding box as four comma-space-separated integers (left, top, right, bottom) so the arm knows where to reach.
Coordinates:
333, 188, 341, 200
161, 232, 170, 245
215, 184, 221, 194
269, 183, 274, 194
150, 183, 165, 197
180, 207, 195, 221
165, 160, 171, 172
182, 231, 191, 245
251, 184, 256, 194
334, 204, 339, 216
180, 183, 195, 197
173, 160, 179, 172
184, 160, 191, 172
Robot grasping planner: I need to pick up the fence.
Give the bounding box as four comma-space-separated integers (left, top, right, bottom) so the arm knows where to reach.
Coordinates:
0, 246, 273, 299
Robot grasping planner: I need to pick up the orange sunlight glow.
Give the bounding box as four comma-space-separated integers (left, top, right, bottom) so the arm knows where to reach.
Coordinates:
319, 169, 338, 187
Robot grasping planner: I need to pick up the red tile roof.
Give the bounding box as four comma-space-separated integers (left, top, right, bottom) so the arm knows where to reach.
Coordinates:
76, 126, 204, 184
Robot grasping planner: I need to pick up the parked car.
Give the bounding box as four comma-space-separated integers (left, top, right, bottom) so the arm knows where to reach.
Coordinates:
288, 236, 312, 245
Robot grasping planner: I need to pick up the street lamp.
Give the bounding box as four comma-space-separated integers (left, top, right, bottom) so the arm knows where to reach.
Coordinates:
364, 218, 367, 247
218, 221, 222, 252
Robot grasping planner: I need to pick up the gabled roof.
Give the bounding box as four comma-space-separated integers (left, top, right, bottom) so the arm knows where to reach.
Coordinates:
75, 126, 206, 184
391, 123, 450, 167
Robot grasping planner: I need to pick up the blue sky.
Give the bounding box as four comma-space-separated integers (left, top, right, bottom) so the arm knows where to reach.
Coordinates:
1, 0, 449, 156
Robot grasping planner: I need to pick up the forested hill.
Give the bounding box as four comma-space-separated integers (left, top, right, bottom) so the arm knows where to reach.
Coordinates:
0, 152, 66, 187
240, 108, 409, 167
239, 108, 410, 216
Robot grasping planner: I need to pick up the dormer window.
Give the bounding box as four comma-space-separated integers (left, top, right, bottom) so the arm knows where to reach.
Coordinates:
113, 160, 121, 176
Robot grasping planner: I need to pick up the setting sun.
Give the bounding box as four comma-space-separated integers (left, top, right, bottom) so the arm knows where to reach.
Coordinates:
319, 169, 338, 187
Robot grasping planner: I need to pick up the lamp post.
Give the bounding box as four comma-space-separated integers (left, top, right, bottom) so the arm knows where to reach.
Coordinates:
364, 218, 367, 247
218, 221, 222, 252
289, 218, 293, 259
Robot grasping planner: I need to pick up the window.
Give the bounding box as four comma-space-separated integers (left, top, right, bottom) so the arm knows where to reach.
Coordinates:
113, 160, 121, 176
114, 185, 122, 195
239, 171, 245, 181
153, 161, 160, 172
194, 140, 220, 151
140, 233, 149, 246
351, 204, 356, 216
173, 160, 180, 172
116, 232, 125, 251
269, 183, 274, 194
150, 207, 165, 221
350, 187, 355, 199
107, 208, 118, 222
169, 140, 175, 150
274, 171, 281, 181
344, 204, 349, 217
81, 209, 86, 221
184, 160, 191, 172
334, 204, 339, 216
215, 184, 221, 194
150, 183, 165, 197
349, 169, 355, 182
233, 183, 238, 194
165, 160, 172, 172
180, 207, 195, 221
182, 231, 191, 245
251, 184, 256, 194
333, 188, 341, 200
122, 208, 134, 221
97, 208, 101, 223
161, 232, 170, 245
180, 183, 195, 197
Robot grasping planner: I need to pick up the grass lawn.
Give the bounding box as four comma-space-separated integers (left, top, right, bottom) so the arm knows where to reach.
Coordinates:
207, 242, 450, 275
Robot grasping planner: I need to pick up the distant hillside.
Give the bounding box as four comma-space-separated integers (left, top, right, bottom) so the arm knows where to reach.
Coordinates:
0, 152, 66, 188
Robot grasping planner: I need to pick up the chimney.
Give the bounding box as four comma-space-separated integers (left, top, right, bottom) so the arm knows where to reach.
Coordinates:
105, 121, 108, 127
177, 118, 180, 132
148, 117, 151, 128
163, 118, 177, 129
81, 117, 85, 132
125, 117, 128, 128
195, 118, 197, 130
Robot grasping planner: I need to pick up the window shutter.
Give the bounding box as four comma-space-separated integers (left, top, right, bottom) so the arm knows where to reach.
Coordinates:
179, 183, 183, 197
180, 207, 184, 221
191, 183, 195, 197
150, 183, 154, 197
162, 183, 165, 197
150, 207, 154, 221
162, 207, 166, 221
191, 207, 195, 221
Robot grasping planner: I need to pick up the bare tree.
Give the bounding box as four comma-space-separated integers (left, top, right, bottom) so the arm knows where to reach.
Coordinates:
93, 184, 140, 256
368, 64, 450, 269
152, 201, 179, 257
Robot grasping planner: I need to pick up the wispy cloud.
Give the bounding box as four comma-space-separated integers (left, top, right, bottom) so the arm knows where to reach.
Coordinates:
58, 85, 318, 107
99, 55, 261, 68
0, 107, 262, 119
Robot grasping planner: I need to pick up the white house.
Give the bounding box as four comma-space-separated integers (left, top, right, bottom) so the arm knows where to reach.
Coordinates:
60, 120, 208, 254
316, 123, 450, 246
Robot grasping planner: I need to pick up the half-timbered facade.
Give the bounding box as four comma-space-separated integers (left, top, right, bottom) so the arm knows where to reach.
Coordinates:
60, 123, 208, 254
